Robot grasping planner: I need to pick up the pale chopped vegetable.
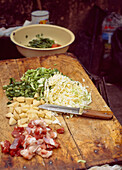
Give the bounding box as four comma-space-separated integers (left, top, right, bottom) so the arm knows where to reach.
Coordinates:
25, 98, 33, 105
9, 117, 17, 126
6, 112, 14, 118
19, 113, 28, 118
6, 97, 61, 127
33, 99, 41, 106
19, 118, 29, 125
13, 110, 20, 120
52, 117, 61, 126
8, 106, 14, 113
44, 74, 92, 108
77, 160, 86, 163
16, 97, 25, 103
15, 107, 21, 114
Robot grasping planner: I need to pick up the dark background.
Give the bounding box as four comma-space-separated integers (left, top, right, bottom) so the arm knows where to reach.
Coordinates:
0, 0, 122, 82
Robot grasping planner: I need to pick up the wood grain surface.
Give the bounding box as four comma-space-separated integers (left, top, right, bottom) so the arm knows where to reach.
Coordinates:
0, 53, 121, 170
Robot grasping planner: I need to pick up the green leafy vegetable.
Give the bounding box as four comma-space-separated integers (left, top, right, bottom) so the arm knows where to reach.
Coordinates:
3, 67, 60, 100
27, 34, 55, 48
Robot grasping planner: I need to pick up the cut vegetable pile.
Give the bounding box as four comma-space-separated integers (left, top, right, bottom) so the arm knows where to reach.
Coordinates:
1, 67, 92, 160
3, 67, 92, 108
27, 34, 61, 48
44, 74, 91, 108
3, 67, 60, 100
6, 96, 60, 127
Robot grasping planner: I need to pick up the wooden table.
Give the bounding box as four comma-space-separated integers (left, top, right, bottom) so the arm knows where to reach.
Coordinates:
0, 53, 122, 170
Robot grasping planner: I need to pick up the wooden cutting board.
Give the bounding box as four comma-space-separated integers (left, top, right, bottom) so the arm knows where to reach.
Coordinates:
0, 53, 121, 170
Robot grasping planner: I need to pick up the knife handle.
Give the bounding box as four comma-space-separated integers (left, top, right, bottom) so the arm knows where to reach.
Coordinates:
80, 109, 113, 120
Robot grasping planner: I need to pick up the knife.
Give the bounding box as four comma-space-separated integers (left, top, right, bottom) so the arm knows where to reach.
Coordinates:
38, 104, 113, 120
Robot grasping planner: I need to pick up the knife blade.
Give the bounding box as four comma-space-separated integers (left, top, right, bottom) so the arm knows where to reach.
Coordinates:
38, 104, 113, 120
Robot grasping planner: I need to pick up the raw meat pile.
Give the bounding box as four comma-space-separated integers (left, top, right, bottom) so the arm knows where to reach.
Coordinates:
0, 119, 64, 160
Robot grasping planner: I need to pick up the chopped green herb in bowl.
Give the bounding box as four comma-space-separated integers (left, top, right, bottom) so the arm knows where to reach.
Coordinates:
27, 34, 61, 48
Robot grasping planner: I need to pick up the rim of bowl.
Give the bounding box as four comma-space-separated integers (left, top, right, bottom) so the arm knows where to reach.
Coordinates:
10, 24, 75, 51
31, 10, 49, 17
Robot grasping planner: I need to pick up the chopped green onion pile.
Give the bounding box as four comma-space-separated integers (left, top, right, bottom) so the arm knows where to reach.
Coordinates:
3, 67, 60, 100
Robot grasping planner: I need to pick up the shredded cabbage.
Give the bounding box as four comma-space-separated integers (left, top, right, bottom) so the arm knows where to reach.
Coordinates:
43, 74, 92, 108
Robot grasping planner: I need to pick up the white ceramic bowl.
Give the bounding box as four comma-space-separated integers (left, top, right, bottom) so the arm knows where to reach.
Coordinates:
10, 24, 75, 57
